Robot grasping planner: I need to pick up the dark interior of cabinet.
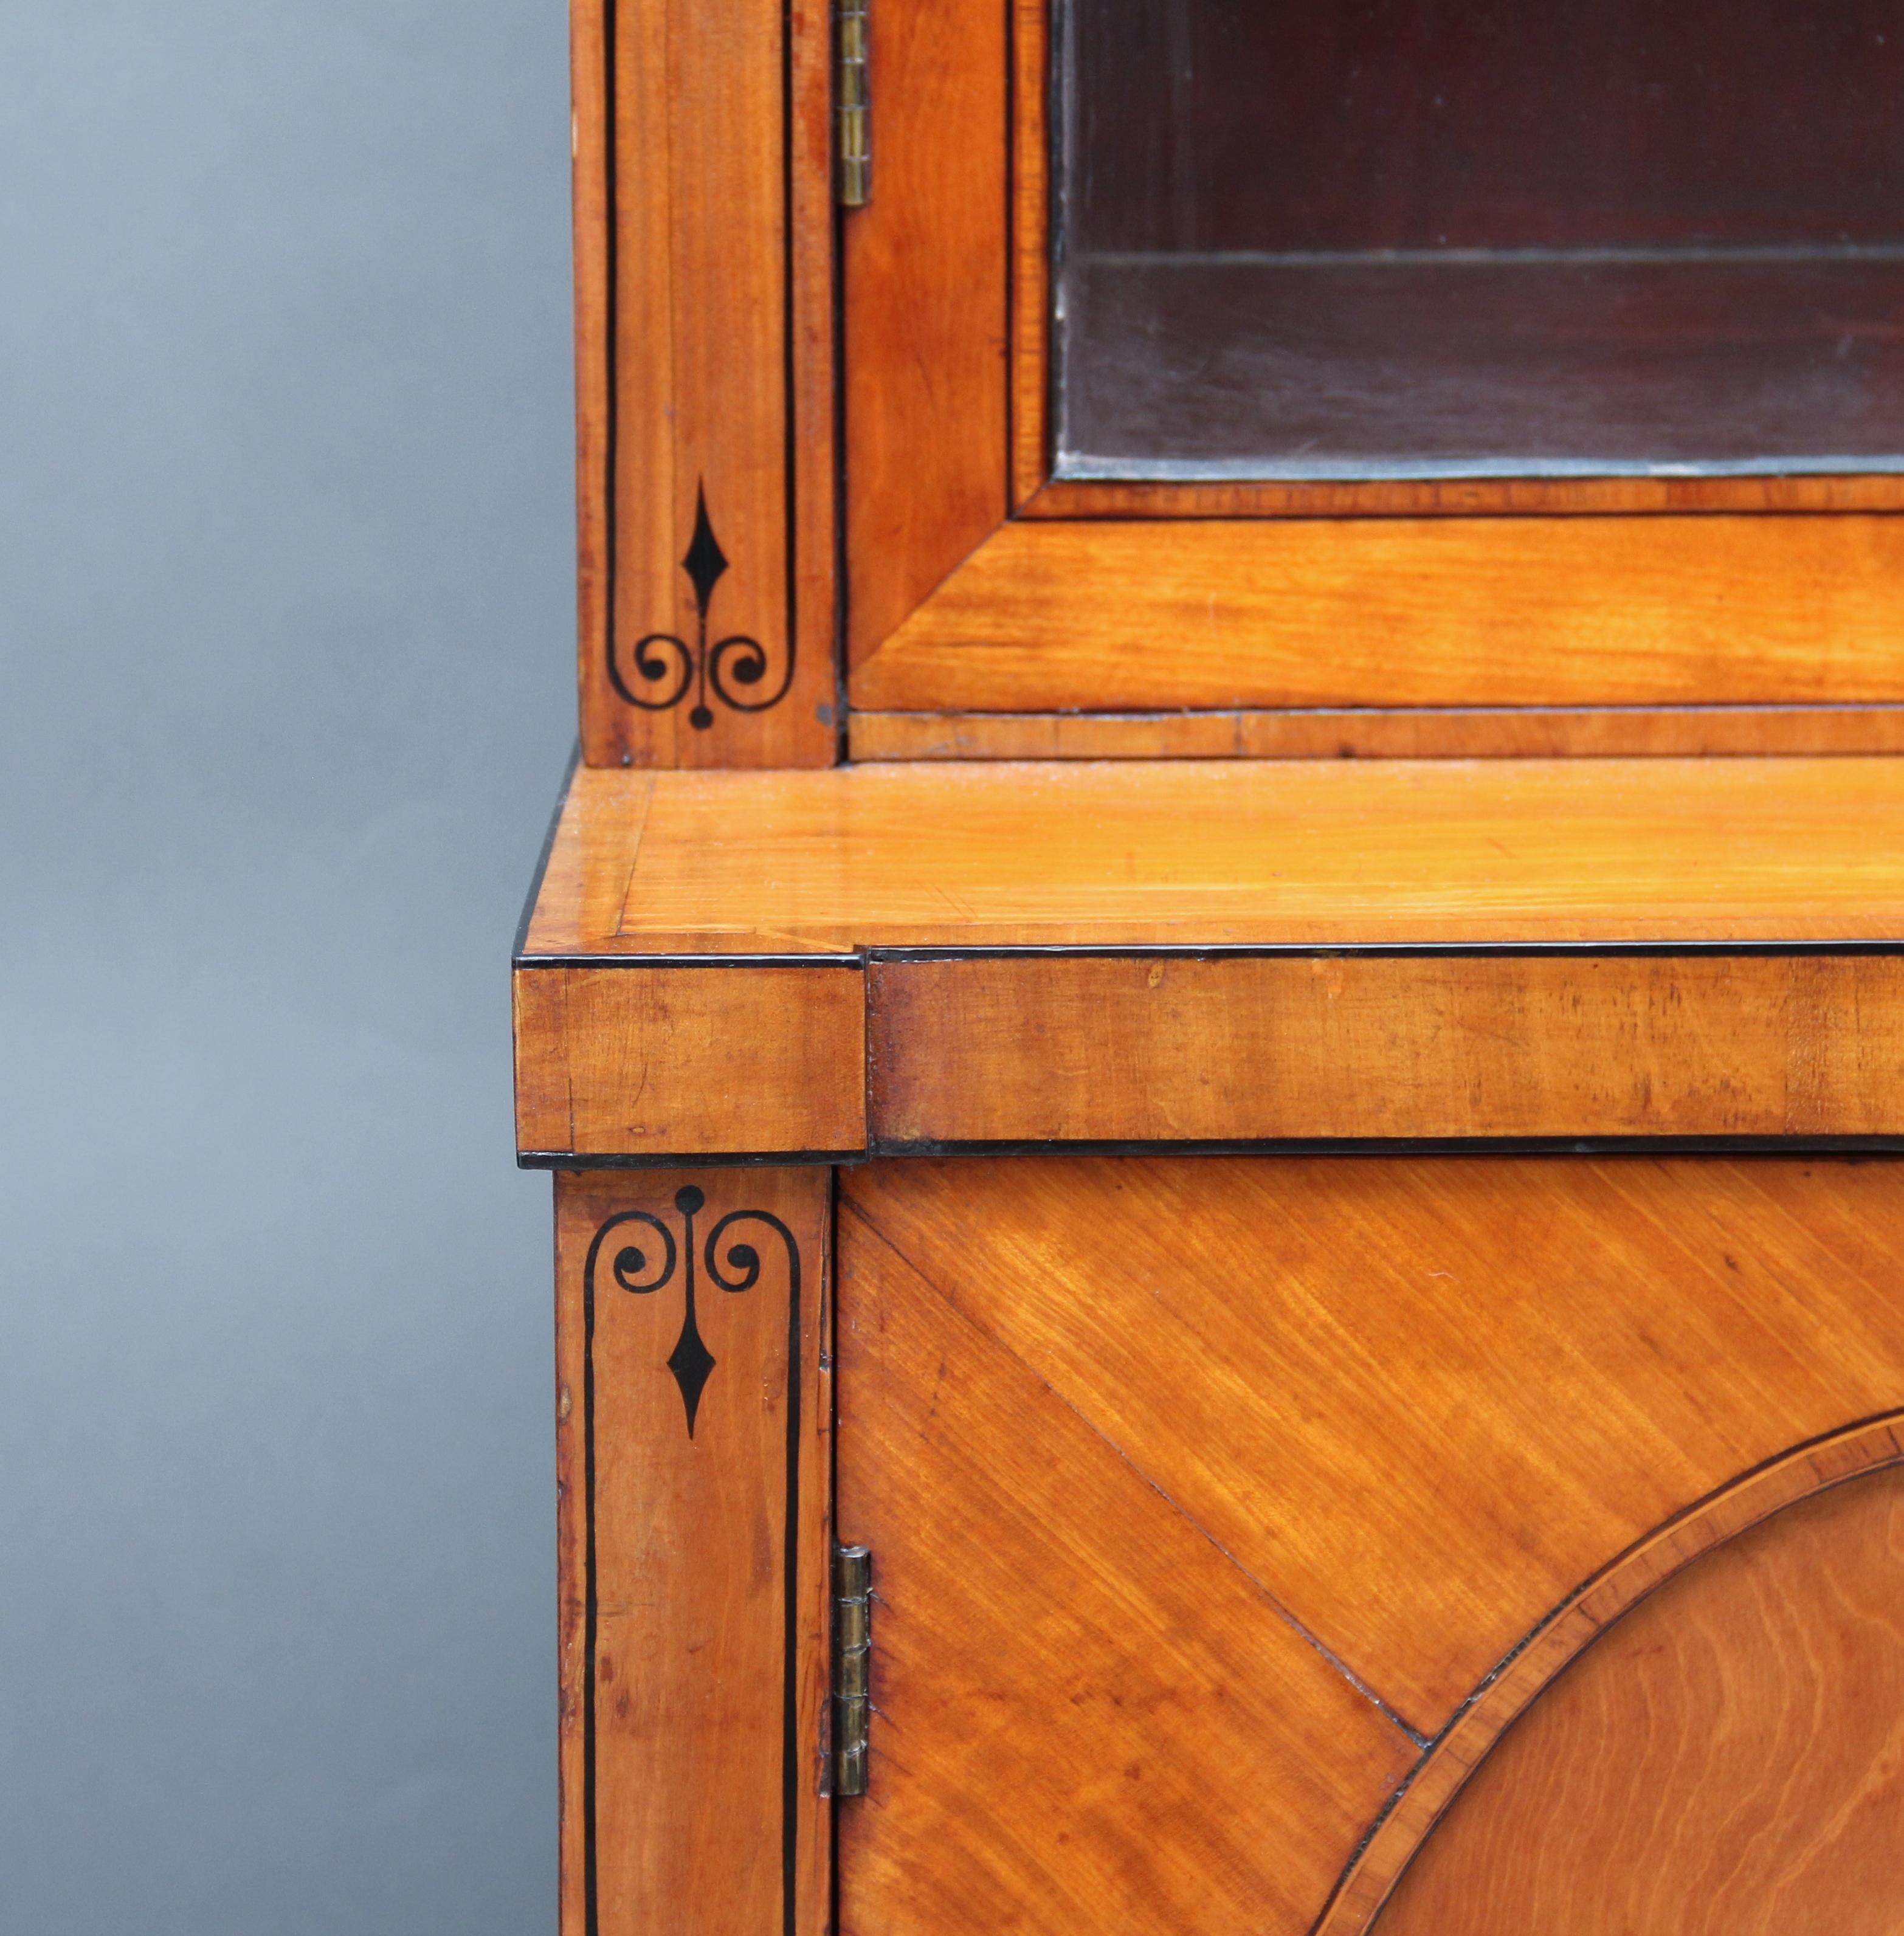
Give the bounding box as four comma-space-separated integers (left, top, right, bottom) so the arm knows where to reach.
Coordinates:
1055, 0, 1904, 479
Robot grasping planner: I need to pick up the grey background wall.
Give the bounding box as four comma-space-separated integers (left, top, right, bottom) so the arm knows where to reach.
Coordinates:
0, 6, 574, 1931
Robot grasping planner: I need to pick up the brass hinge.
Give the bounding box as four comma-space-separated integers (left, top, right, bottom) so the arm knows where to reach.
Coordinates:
835, 0, 870, 207
832, 1545, 872, 1796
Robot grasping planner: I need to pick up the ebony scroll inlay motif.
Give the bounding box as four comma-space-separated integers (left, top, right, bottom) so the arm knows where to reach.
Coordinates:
575, 0, 835, 768
609, 488, 795, 734
583, 1181, 803, 1436
556, 1169, 830, 1936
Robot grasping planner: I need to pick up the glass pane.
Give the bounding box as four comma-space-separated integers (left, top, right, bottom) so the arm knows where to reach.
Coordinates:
1054, 1, 1904, 479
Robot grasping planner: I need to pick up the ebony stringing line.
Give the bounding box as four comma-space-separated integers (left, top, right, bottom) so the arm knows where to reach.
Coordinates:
579, 1193, 803, 1936
601, 0, 798, 733
601, 0, 618, 768
777, 1210, 803, 1936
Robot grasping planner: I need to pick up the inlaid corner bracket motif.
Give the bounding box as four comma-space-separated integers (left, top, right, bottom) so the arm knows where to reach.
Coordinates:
583, 1187, 801, 1436
607, 483, 795, 729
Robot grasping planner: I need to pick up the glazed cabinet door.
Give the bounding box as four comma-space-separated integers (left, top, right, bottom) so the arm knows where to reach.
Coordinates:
832, 1155, 1904, 1935
843, 0, 1904, 754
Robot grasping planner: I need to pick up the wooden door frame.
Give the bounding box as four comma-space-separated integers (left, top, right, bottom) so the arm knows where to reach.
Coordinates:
841, 0, 1904, 743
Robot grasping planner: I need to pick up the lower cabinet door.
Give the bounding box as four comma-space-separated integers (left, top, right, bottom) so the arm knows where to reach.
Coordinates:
1376, 1457, 1904, 1936
834, 1154, 1904, 1936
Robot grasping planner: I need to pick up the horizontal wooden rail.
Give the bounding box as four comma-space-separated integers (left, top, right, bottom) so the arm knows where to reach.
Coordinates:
514, 760, 1904, 1162
517, 946, 1904, 1162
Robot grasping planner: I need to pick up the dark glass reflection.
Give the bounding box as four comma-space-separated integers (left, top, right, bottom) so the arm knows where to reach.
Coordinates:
1055, 1, 1904, 478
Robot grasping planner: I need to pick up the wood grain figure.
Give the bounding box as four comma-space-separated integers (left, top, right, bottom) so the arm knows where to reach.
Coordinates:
575, 0, 832, 766
1026, 474, 1904, 519
842, 0, 1007, 666
1008, 0, 1049, 508
852, 515, 1904, 713
1318, 1414, 1904, 1933
848, 704, 1904, 762
867, 951, 1904, 1144
572, 0, 612, 727
515, 965, 866, 1160
834, 1188, 1418, 1936
842, 1156, 1904, 1731
555, 1168, 832, 1936
528, 759, 1904, 952
1373, 1460, 1904, 1936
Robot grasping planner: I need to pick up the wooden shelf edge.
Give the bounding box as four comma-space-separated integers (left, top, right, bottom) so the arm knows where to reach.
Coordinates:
514, 759, 1904, 1159
514, 947, 1904, 1159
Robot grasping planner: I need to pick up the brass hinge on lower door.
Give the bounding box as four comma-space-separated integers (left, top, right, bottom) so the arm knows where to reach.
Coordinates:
835, 0, 870, 207
832, 1545, 872, 1796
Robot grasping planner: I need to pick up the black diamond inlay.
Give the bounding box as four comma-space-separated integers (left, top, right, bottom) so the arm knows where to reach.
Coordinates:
681, 485, 729, 616
607, 479, 791, 730
667, 1317, 717, 1437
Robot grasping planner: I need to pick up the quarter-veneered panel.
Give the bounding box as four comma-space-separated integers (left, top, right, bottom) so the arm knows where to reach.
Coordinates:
843, 1156, 1904, 1731
834, 1201, 1418, 1936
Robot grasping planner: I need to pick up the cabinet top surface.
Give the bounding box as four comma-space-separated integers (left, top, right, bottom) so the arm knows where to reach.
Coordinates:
520, 757, 1904, 956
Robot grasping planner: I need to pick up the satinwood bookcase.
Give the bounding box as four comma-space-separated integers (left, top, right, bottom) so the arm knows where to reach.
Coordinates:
523, 4, 1904, 1932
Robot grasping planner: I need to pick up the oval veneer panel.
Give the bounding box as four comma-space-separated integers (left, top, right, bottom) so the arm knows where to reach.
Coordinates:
1376, 1463, 1904, 1935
